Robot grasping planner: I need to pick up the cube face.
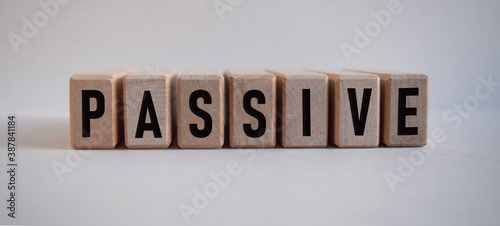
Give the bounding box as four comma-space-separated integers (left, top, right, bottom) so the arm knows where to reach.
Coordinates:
385, 74, 428, 146
271, 70, 328, 148
177, 71, 224, 149
336, 74, 380, 148
226, 70, 276, 148
348, 70, 428, 147
70, 71, 130, 149
316, 71, 380, 148
123, 72, 175, 149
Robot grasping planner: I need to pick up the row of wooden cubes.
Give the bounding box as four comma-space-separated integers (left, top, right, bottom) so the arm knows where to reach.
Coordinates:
69, 69, 428, 149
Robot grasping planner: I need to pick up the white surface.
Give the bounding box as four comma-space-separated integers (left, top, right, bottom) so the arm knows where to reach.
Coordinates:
1, 0, 500, 225
0, 111, 499, 226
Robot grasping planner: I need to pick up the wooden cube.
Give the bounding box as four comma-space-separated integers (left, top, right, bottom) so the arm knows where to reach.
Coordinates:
349, 70, 428, 147
268, 70, 328, 148
313, 70, 380, 148
123, 71, 176, 149
70, 70, 132, 149
225, 70, 276, 148
177, 70, 225, 149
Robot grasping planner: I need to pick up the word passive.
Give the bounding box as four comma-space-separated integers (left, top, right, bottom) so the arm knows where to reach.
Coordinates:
69, 69, 428, 149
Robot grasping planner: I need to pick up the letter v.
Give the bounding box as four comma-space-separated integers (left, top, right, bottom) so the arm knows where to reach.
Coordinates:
347, 88, 372, 136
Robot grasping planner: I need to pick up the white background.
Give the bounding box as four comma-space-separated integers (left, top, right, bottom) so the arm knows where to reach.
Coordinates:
1, 0, 500, 225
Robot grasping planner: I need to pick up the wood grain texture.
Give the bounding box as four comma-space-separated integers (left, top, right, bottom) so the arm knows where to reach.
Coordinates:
313, 70, 380, 148
177, 70, 224, 149
123, 71, 176, 149
268, 70, 328, 148
349, 70, 428, 147
225, 70, 276, 148
70, 70, 132, 149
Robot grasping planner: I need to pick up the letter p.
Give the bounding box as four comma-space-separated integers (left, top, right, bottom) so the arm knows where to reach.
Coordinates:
82, 90, 105, 137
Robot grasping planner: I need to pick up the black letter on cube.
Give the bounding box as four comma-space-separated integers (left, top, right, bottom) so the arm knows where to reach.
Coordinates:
347, 88, 372, 136
243, 90, 266, 138
136, 91, 162, 138
189, 90, 213, 138
82, 90, 105, 137
398, 88, 419, 135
